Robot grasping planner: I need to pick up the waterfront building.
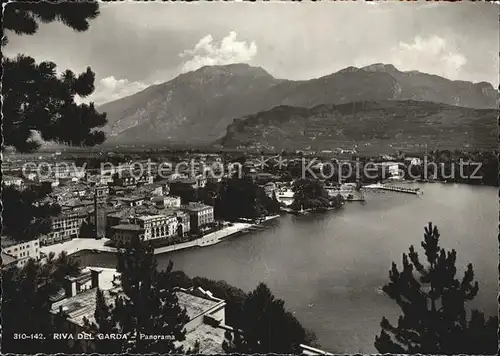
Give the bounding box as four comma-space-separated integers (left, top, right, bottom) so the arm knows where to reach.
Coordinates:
181, 202, 214, 233
106, 209, 136, 234
42, 210, 88, 245
175, 210, 191, 237
1, 236, 41, 267
110, 224, 145, 245
324, 183, 365, 201
132, 214, 179, 241
276, 188, 295, 206
107, 206, 190, 241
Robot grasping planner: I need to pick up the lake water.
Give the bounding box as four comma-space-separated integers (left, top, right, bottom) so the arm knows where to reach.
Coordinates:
77, 183, 498, 353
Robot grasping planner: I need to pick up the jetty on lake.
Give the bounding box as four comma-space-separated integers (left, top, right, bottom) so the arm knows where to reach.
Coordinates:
364, 183, 423, 195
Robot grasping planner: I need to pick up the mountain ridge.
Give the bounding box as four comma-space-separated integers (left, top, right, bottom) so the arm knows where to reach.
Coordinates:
97, 63, 499, 145
218, 100, 498, 152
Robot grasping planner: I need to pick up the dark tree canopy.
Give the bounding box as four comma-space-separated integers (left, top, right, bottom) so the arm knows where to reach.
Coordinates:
83, 288, 122, 353
291, 178, 331, 211
375, 222, 498, 354
1, 185, 61, 242
2, 1, 107, 152
3, 1, 100, 44
209, 175, 278, 221
3, 55, 107, 152
223, 282, 316, 354
2, 252, 82, 353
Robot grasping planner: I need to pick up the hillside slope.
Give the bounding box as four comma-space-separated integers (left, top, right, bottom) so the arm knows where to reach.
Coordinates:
218, 101, 498, 152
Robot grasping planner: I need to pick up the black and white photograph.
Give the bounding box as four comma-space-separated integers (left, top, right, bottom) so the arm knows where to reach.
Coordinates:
1, 0, 499, 354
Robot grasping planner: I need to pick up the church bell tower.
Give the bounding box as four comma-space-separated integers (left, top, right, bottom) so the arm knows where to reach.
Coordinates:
94, 185, 108, 239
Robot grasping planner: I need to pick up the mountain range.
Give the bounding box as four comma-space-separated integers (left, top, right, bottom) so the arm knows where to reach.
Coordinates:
97, 63, 498, 150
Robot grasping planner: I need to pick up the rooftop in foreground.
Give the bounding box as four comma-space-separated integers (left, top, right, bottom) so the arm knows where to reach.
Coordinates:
50, 284, 224, 328
180, 322, 226, 354
176, 290, 222, 319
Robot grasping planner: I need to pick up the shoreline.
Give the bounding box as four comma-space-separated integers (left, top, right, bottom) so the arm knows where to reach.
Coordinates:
41, 215, 281, 258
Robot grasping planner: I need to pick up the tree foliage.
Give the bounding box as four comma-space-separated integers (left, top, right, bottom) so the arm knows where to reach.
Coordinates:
2, 1, 106, 152
2, 185, 61, 241
2, 252, 82, 353
291, 178, 331, 211
3, 1, 100, 44
375, 222, 498, 354
3, 54, 107, 152
223, 282, 316, 353
216, 175, 261, 220
82, 288, 123, 353
209, 175, 279, 221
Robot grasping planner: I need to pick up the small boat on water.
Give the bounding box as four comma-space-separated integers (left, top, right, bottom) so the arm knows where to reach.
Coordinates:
292, 205, 309, 216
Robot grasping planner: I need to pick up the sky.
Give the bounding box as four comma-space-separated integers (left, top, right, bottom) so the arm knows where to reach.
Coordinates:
4, 1, 499, 105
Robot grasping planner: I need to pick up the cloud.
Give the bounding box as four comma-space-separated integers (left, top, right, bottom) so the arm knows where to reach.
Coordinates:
179, 31, 257, 73
391, 36, 467, 80
81, 76, 148, 105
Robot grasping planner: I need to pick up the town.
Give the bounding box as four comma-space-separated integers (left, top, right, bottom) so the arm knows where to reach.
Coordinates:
4, 145, 497, 262
2, 1, 498, 355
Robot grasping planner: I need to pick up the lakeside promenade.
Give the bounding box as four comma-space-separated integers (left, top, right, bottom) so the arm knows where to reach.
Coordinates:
41, 215, 280, 257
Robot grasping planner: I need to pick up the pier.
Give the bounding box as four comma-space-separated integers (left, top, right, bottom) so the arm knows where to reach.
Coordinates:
364, 183, 423, 195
